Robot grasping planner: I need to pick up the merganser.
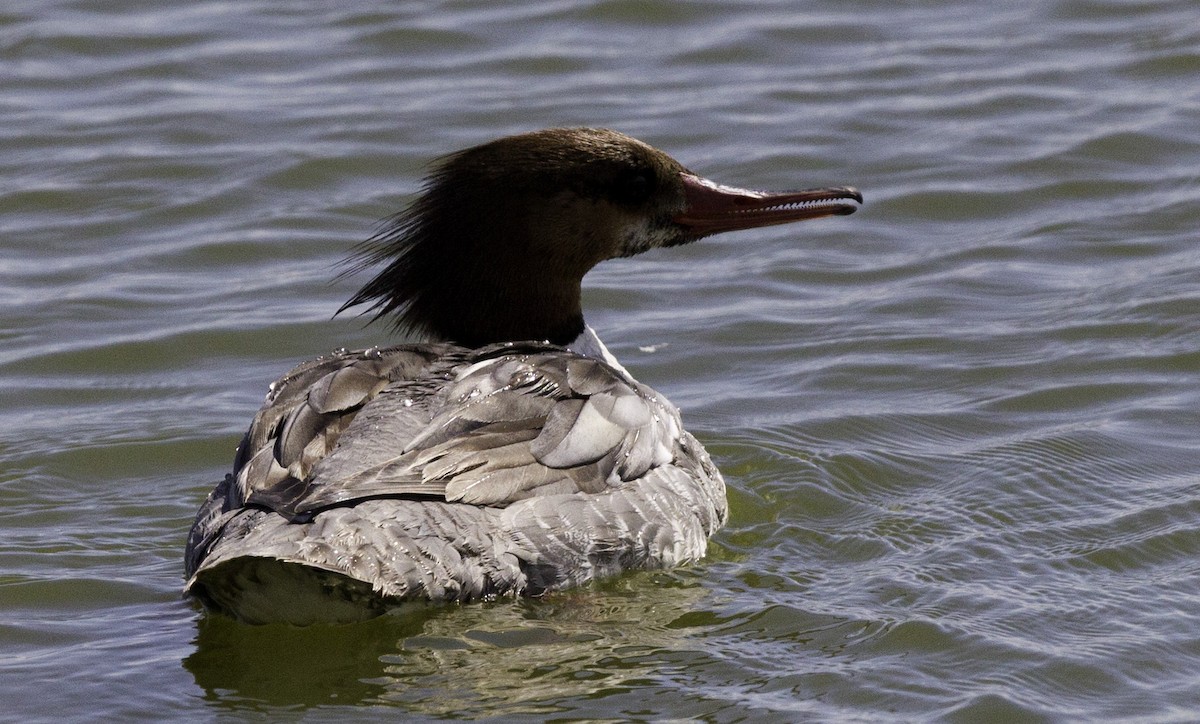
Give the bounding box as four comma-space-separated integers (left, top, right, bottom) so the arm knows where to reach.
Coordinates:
184, 128, 860, 624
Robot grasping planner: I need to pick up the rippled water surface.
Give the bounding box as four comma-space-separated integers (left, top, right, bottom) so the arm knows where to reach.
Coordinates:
3, 1, 1199, 720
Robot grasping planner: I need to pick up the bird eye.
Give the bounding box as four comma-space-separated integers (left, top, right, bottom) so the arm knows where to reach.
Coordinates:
614, 169, 655, 205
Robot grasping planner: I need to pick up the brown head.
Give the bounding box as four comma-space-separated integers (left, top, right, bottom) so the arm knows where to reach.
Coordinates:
340, 127, 861, 347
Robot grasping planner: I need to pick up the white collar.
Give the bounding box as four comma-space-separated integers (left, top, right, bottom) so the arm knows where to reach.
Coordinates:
566, 324, 634, 381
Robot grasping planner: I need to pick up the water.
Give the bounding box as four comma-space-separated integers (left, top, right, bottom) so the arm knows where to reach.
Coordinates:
3, 0, 1199, 720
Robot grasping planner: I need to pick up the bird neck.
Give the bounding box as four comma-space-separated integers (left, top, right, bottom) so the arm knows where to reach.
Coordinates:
411, 264, 584, 347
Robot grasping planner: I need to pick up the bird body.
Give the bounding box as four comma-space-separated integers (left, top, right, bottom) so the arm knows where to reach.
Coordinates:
184, 128, 860, 624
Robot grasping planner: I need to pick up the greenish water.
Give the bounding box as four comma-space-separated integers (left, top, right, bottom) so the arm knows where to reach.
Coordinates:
3, 1, 1199, 720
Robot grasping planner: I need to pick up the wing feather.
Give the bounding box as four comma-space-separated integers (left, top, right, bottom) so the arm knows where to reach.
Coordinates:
227, 343, 687, 522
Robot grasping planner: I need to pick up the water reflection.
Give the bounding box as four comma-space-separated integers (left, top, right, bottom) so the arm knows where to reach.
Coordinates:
185, 572, 714, 716
184, 608, 427, 707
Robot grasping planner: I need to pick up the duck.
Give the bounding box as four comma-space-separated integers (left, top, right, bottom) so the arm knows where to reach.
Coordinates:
184, 127, 861, 624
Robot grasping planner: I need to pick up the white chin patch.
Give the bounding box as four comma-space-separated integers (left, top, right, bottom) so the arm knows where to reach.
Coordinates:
621, 218, 676, 256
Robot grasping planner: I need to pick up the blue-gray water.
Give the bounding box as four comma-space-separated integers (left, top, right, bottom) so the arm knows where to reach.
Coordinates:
3, 1, 1199, 721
